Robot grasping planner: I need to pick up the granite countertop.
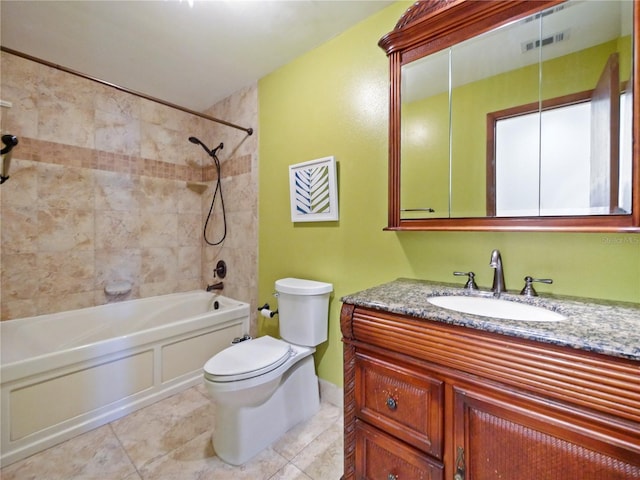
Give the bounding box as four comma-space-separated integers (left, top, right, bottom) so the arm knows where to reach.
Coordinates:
341, 278, 640, 362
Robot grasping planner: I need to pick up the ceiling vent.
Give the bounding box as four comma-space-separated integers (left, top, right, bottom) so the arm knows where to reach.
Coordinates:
521, 29, 571, 53
523, 4, 568, 23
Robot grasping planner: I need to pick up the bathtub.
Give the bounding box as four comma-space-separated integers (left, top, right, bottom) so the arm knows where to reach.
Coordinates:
0, 291, 250, 467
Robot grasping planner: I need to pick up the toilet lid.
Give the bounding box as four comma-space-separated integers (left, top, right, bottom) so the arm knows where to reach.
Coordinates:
204, 335, 292, 381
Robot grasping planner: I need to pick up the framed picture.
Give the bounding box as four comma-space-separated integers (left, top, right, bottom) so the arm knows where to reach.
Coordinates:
289, 156, 339, 222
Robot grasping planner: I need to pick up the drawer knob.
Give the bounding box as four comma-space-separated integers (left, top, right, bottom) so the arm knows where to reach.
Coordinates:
386, 396, 398, 410
387, 474, 398, 480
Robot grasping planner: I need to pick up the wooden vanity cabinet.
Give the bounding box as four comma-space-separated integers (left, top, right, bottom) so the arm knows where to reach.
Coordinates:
454, 386, 640, 479
355, 351, 444, 457
355, 419, 444, 480
341, 304, 640, 480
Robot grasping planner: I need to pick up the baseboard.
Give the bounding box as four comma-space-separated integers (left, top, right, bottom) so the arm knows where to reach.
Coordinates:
318, 378, 343, 409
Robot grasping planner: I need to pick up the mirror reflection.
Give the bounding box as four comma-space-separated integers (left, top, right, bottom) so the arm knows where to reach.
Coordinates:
400, 0, 633, 220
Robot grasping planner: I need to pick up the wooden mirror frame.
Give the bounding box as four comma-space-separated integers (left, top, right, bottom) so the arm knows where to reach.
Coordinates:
379, 0, 640, 232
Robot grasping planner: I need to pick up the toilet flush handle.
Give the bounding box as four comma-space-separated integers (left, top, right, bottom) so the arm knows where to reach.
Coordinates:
231, 334, 252, 344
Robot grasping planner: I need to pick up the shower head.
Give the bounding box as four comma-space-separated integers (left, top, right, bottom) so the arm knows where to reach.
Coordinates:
189, 136, 206, 147
188, 136, 223, 157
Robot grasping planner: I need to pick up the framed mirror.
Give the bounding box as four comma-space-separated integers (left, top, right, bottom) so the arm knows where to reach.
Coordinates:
380, 0, 639, 232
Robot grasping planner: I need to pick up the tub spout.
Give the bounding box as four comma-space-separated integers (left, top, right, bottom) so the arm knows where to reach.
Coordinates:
207, 282, 224, 292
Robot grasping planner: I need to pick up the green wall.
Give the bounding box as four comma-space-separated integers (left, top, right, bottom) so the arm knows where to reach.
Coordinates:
258, 2, 640, 387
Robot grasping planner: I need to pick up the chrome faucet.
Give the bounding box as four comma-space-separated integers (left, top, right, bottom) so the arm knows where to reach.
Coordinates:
489, 249, 506, 295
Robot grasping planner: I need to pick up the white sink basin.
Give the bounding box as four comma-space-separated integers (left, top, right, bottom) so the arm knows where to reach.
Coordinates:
428, 295, 566, 322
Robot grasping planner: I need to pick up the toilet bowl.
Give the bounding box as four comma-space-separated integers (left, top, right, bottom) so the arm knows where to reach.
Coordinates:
203, 278, 333, 465
204, 335, 313, 407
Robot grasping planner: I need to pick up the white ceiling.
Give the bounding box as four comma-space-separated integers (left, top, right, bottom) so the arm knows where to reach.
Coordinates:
1, 0, 393, 111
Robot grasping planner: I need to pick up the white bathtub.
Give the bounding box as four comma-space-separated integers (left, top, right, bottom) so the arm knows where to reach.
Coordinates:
0, 291, 250, 467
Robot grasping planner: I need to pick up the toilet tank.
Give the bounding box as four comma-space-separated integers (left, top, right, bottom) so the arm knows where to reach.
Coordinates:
275, 278, 333, 347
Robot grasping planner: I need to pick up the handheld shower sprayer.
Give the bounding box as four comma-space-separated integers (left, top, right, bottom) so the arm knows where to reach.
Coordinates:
188, 136, 223, 157
189, 136, 227, 246
1, 134, 19, 185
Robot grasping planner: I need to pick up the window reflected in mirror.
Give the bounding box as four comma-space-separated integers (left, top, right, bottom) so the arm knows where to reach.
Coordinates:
490, 66, 632, 217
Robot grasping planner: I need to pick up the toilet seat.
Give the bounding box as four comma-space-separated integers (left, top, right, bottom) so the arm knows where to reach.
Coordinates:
204, 335, 292, 383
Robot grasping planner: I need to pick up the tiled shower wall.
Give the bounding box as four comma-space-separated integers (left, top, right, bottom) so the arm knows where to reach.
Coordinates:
0, 52, 258, 322
200, 87, 259, 324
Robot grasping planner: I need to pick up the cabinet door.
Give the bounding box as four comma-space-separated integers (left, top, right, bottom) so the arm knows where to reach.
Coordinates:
453, 387, 640, 480
355, 350, 444, 458
355, 419, 443, 480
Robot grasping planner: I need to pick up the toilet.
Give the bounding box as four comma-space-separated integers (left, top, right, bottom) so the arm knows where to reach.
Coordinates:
203, 277, 333, 465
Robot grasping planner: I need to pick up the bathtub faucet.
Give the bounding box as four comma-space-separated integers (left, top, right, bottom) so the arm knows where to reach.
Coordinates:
207, 281, 224, 292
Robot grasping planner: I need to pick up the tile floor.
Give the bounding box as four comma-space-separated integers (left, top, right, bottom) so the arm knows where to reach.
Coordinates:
1, 384, 344, 480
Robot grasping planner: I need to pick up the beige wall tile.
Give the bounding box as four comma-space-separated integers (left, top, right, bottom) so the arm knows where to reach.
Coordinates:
139, 279, 179, 299
39, 66, 96, 110
177, 185, 202, 214
1, 52, 46, 92
178, 213, 202, 246
1, 159, 39, 207
95, 109, 141, 156
94, 171, 140, 211
38, 250, 95, 296
36, 291, 98, 316
1, 253, 39, 301
1, 299, 38, 321
95, 210, 140, 250
37, 208, 94, 252
141, 247, 178, 284
178, 246, 201, 280
139, 176, 178, 212
220, 210, 256, 250
140, 212, 178, 248
37, 163, 95, 211
95, 86, 141, 119
177, 278, 201, 292
221, 172, 254, 212
0, 52, 258, 320
139, 98, 199, 132
38, 100, 95, 148
140, 122, 186, 165
0, 84, 39, 138
2, 204, 38, 254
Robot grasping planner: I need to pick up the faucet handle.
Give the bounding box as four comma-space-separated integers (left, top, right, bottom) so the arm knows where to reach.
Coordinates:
520, 276, 553, 297
213, 260, 227, 279
454, 271, 478, 291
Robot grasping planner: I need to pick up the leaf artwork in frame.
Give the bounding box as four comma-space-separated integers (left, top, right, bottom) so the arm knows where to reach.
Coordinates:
289, 156, 338, 222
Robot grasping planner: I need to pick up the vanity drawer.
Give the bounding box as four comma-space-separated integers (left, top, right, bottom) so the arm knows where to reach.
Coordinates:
355, 350, 443, 458
355, 419, 443, 480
